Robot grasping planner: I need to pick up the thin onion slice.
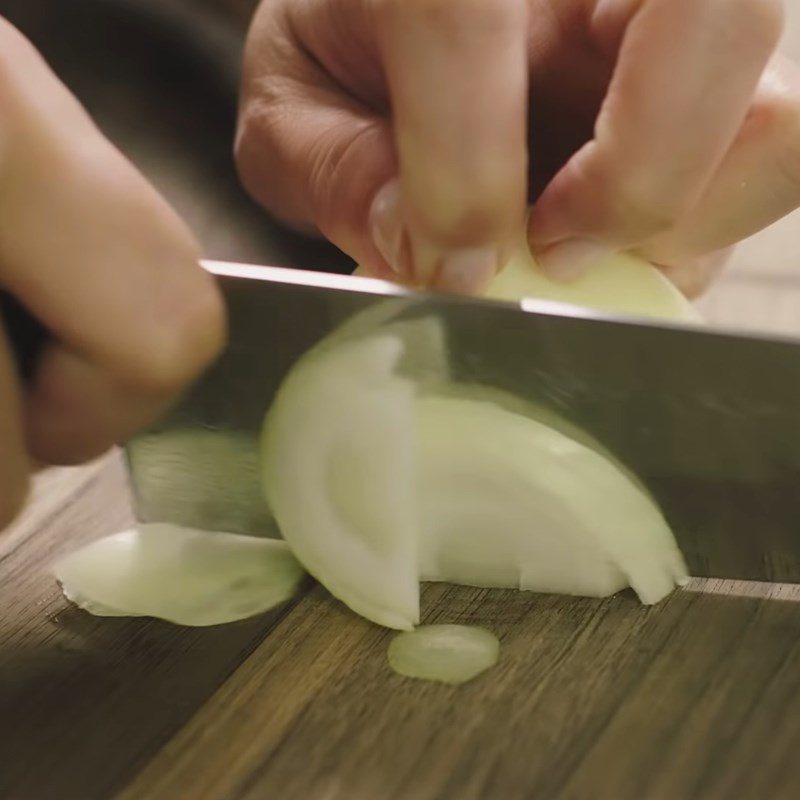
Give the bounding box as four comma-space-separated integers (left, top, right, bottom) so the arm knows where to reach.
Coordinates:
262, 334, 421, 630
53, 523, 304, 626
387, 625, 500, 684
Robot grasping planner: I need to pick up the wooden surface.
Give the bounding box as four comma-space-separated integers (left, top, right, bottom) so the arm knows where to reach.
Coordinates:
4, 3, 800, 799
5, 462, 800, 800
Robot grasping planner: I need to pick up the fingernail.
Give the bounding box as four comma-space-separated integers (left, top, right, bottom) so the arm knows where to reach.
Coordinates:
435, 247, 497, 295
369, 180, 404, 274
538, 239, 613, 282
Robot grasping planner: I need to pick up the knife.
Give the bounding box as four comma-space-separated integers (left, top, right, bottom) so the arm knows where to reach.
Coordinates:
5, 262, 800, 584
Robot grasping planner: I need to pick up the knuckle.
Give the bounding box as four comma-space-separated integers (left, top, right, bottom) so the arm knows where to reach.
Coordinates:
442, 187, 520, 242
410, 158, 526, 245
307, 120, 387, 233
567, 148, 682, 243
235, 95, 309, 226
234, 111, 265, 202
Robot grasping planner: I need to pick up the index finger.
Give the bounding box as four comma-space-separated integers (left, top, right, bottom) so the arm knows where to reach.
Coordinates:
374, 0, 529, 293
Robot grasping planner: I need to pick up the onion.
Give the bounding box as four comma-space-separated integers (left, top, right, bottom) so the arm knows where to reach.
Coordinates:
387, 625, 500, 684
261, 312, 688, 629
53, 523, 304, 626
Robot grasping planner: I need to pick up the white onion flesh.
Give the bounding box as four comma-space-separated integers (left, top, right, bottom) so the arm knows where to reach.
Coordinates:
387, 625, 500, 684
416, 394, 687, 602
53, 523, 304, 626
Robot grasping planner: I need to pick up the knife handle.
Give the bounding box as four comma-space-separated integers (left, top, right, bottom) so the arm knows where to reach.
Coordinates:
0, 291, 47, 382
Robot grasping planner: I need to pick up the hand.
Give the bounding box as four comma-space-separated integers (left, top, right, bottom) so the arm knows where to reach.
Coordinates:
0, 20, 226, 529
236, 0, 799, 298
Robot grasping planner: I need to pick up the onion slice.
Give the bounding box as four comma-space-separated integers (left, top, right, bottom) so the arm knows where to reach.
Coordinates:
53, 523, 304, 626
262, 334, 422, 630
387, 625, 500, 684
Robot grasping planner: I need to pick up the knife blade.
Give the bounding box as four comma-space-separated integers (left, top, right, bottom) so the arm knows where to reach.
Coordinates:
124, 260, 800, 584
6, 260, 800, 584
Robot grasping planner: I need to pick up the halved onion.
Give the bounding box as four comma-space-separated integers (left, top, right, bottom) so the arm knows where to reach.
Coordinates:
53, 523, 304, 626
261, 317, 688, 629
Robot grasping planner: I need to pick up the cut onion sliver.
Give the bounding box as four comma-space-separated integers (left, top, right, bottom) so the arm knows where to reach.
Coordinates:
53, 523, 305, 626
262, 335, 421, 630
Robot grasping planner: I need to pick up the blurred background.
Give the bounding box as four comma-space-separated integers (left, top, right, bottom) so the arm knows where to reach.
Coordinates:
3, 0, 354, 274
3, 0, 800, 334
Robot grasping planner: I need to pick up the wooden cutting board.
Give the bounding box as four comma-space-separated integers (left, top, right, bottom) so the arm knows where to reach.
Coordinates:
3, 442, 800, 800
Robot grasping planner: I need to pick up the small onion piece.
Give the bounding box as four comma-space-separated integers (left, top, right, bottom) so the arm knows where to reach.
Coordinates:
387, 625, 500, 684
53, 523, 305, 626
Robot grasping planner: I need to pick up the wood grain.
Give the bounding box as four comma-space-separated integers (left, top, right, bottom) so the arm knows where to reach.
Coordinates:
0, 455, 300, 800
116, 582, 800, 800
